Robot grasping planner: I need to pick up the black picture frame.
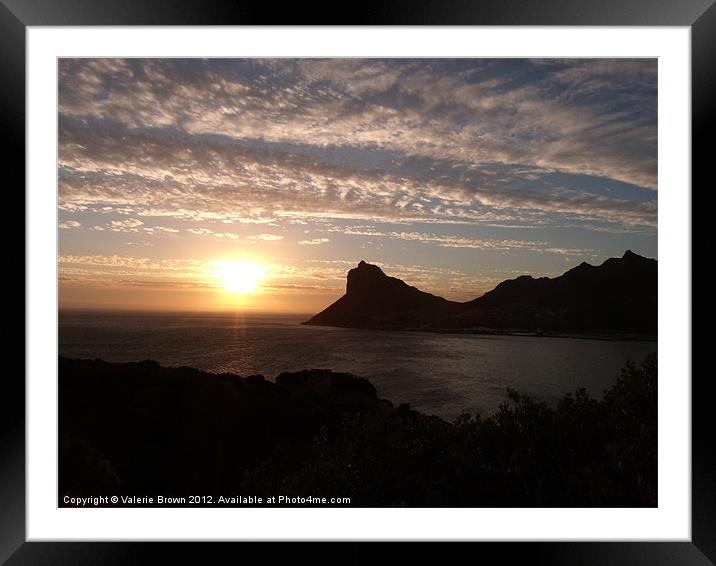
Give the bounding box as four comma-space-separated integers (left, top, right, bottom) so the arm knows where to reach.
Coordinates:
6, 1, 708, 563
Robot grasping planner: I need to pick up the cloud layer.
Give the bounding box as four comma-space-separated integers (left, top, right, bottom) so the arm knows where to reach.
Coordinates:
57, 58, 658, 306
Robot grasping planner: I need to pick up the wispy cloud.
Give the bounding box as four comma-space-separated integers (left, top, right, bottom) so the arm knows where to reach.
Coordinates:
298, 238, 330, 245
109, 218, 144, 232
57, 58, 657, 306
247, 234, 284, 241
58, 121, 656, 231
59, 59, 657, 190
340, 228, 592, 256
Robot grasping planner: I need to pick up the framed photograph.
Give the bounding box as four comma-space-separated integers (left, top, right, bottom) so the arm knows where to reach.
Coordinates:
9, 0, 708, 563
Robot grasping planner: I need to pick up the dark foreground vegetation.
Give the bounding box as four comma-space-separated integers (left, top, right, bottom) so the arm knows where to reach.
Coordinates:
59, 354, 656, 507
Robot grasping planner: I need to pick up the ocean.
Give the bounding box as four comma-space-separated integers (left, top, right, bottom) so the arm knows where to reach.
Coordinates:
58, 310, 658, 421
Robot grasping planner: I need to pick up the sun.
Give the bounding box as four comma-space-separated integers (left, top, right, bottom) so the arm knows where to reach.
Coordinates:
216, 261, 266, 294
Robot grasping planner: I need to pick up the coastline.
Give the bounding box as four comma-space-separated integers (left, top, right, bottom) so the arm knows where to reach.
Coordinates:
301, 320, 657, 342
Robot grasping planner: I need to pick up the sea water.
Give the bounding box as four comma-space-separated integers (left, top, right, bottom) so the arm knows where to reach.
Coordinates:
59, 310, 657, 421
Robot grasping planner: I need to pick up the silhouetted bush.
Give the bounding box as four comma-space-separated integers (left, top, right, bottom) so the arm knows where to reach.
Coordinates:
59, 354, 657, 507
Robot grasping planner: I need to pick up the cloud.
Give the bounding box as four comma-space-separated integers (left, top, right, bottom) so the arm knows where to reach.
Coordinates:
58, 58, 657, 190
150, 226, 179, 233
298, 238, 330, 245
58, 122, 656, 232
247, 233, 284, 241
59, 254, 200, 270
108, 218, 144, 232
187, 227, 239, 239
341, 228, 592, 255
57, 58, 657, 302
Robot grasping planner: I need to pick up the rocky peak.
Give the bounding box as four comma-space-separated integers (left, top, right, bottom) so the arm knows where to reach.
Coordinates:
347, 261, 389, 294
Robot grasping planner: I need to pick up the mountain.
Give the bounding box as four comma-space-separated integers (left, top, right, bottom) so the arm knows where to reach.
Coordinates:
304, 260, 461, 329
303, 251, 657, 335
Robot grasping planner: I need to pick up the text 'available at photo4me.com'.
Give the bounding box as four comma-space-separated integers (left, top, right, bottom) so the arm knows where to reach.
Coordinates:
61, 494, 352, 507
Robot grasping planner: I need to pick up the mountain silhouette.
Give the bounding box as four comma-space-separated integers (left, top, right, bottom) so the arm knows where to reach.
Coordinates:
305, 260, 459, 329
304, 251, 657, 335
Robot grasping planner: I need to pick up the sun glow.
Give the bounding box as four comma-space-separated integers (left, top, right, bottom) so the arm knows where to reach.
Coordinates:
215, 261, 266, 294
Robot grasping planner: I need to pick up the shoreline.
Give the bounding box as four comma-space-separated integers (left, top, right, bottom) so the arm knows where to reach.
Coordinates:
301, 321, 657, 342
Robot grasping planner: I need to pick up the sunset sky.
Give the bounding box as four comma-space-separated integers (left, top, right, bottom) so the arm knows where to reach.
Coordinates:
58, 58, 657, 313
